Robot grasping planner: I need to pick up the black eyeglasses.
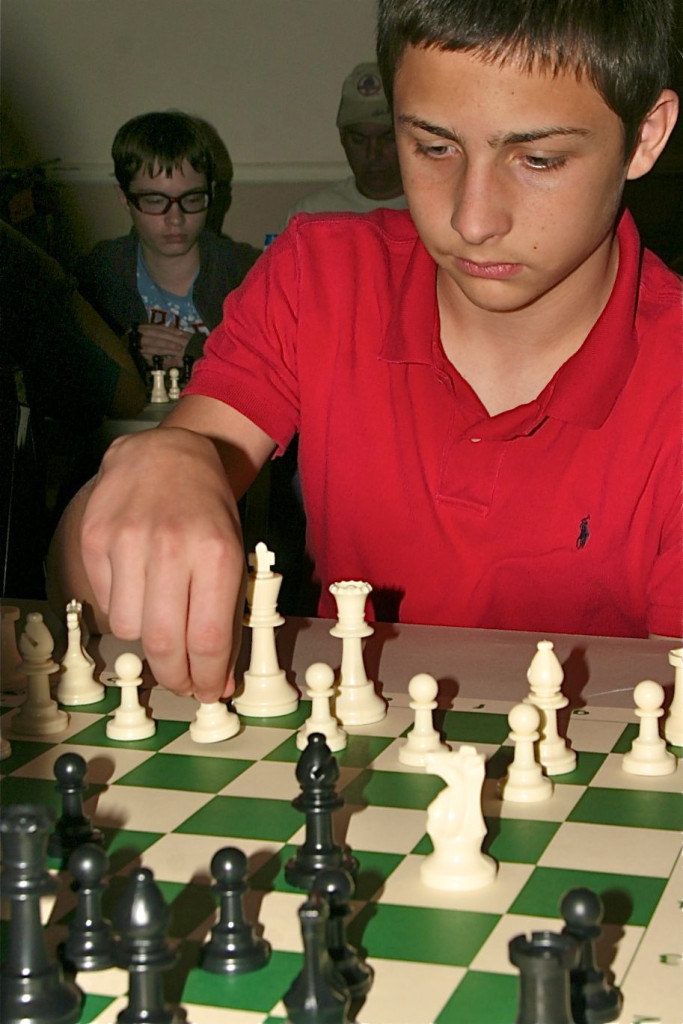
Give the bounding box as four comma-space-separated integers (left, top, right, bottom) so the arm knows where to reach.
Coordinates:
125, 189, 212, 215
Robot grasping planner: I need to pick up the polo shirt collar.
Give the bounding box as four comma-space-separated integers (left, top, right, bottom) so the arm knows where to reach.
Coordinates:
379, 210, 641, 434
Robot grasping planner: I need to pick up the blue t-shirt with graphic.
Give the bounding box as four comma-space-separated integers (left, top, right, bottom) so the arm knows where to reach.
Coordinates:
136, 247, 209, 337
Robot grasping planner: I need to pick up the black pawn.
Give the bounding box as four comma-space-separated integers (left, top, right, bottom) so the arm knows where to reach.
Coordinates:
0, 804, 82, 1024
311, 867, 373, 1001
200, 846, 270, 974
509, 930, 579, 1024
283, 891, 350, 1024
561, 888, 623, 1024
182, 353, 195, 386
47, 751, 103, 865
152, 354, 164, 371
60, 843, 115, 972
285, 733, 358, 891
113, 867, 177, 1024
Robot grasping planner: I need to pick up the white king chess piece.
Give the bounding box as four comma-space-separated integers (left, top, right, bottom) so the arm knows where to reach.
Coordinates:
329, 581, 386, 726
421, 745, 497, 891
233, 543, 299, 717
57, 599, 105, 706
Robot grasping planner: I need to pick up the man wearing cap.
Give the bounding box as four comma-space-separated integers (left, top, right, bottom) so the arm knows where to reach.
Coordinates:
284, 62, 406, 220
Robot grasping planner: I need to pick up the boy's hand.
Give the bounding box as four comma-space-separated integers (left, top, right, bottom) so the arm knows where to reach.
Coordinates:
79, 427, 246, 702
137, 323, 192, 368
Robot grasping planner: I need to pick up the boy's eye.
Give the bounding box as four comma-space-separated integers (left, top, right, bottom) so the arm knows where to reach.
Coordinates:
415, 141, 454, 159
138, 194, 166, 209
523, 155, 567, 171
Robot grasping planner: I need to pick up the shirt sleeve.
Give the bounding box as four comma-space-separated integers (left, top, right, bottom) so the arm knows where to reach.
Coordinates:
647, 487, 683, 637
185, 224, 302, 453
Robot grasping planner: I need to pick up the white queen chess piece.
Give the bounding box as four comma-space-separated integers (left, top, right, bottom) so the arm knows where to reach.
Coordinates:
106, 653, 155, 741
525, 640, 576, 776
420, 745, 497, 891
622, 680, 676, 776
329, 581, 386, 726
12, 612, 69, 736
398, 673, 450, 766
57, 599, 105, 706
233, 543, 299, 717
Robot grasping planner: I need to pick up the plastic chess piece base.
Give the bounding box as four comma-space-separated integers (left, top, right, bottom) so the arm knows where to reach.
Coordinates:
0, 970, 83, 1024
106, 714, 155, 741
501, 769, 553, 802
189, 702, 240, 743
335, 687, 387, 726
420, 849, 497, 891
12, 703, 69, 736
539, 743, 577, 776
233, 672, 299, 717
58, 680, 105, 706
622, 742, 676, 776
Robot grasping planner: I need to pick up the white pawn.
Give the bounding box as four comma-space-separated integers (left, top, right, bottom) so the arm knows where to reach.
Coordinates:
525, 640, 576, 775
329, 581, 386, 726
12, 612, 68, 736
168, 367, 181, 400
150, 367, 169, 403
297, 663, 347, 752
500, 703, 553, 802
189, 700, 240, 743
106, 653, 155, 740
398, 673, 450, 766
664, 648, 683, 747
622, 680, 676, 776
57, 600, 105, 706
421, 745, 497, 891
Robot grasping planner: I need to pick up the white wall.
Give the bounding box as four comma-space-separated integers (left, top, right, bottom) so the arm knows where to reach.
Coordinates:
2, 0, 378, 178
1, 0, 380, 248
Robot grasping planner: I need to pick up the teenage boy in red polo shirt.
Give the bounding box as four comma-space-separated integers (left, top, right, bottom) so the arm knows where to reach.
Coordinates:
51, 0, 682, 703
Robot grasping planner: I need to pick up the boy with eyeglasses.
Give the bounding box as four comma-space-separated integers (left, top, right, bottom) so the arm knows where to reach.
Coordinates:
79, 111, 260, 370
52, 0, 681, 704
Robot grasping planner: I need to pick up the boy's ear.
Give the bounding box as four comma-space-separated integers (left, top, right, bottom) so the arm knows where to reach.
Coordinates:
626, 89, 679, 180
116, 186, 130, 210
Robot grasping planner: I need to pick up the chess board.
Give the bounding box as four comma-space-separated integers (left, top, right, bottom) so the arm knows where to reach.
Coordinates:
1, 675, 681, 1024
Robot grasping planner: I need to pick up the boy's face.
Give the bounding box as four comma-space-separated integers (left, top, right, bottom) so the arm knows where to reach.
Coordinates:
120, 160, 208, 260
393, 45, 634, 316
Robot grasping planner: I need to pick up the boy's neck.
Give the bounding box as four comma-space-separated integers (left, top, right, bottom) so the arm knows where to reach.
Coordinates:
140, 242, 201, 297
437, 233, 620, 417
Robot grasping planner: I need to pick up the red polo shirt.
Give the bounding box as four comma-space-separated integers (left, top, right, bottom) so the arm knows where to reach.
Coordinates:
187, 209, 682, 638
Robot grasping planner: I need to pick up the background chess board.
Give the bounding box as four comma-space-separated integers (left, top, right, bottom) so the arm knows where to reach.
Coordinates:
1, 681, 681, 1024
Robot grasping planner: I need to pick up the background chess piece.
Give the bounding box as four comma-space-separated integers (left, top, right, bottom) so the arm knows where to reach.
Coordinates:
13, 612, 69, 736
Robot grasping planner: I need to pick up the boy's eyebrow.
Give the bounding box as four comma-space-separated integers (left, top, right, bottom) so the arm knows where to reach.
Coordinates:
397, 114, 592, 146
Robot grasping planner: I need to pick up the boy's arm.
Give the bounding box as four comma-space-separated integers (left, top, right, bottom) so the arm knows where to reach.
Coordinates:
47, 395, 276, 702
